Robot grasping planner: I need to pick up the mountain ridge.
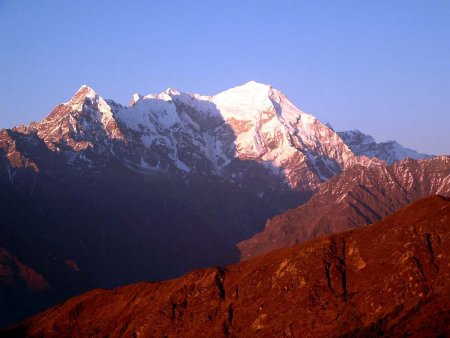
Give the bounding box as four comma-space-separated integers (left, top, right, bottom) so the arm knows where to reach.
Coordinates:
4, 195, 450, 337
5, 81, 383, 194
338, 129, 430, 164
238, 155, 450, 259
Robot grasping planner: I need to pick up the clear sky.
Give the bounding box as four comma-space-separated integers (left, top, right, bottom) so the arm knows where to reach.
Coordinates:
1, 0, 449, 154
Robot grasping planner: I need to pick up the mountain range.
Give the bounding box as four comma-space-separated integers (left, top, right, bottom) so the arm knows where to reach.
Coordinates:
0, 81, 445, 329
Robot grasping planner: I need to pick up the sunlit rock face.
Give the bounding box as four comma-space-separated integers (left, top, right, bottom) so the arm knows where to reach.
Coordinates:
239, 156, 450, 259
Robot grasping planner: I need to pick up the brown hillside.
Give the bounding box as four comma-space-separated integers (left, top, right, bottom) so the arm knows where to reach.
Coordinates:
4, 195, 450, 337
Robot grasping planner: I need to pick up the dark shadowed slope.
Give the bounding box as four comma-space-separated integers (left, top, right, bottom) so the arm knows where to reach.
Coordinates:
239, 156, 450, 259
4, 195, 450, 337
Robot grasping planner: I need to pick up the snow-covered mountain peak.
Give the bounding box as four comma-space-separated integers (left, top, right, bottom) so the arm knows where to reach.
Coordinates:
130, 93, 143, 107
211, 81, 277, 120
340, 129, 376, 145
63, 84, 109, 114
240, 80, 272, 90
110, 83, 380, 189
164, 87, 181, 96
214, 81, 272, 100
0, 81, 409, 217
30, 85, 126, 153
139, 88, 192, 104
64, 85, 116, 120
338, 129, 430, 164
69, 85, 97, 104
8, 83, 390, 197
210, 81, 313, 127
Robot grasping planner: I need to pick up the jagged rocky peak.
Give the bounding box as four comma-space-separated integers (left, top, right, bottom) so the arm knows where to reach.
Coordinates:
25, 84, 127, 154
338, 129, 430, 164
64, 85, 120, 121
130, 93, 142, 107
63, 85, 122, 120
58, 84, 108, 120
339, 129, 376, 145
69, 84, 97, 104
163, 87, 181, 96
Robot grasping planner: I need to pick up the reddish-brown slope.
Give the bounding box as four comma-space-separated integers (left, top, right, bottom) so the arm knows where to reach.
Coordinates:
239, 156, 450, 259
4, 195, 450, 337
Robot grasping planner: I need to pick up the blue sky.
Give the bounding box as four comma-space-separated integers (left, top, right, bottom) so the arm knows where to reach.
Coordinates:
1, 0, 449, 154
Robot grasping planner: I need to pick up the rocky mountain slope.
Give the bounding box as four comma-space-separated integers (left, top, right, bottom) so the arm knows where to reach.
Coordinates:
338, 129, 430, 164
239, 156, 450, 259
5, 195, 450, 337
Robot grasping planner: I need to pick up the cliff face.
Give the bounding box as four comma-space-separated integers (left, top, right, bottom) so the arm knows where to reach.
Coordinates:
6, 195, 450, 337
